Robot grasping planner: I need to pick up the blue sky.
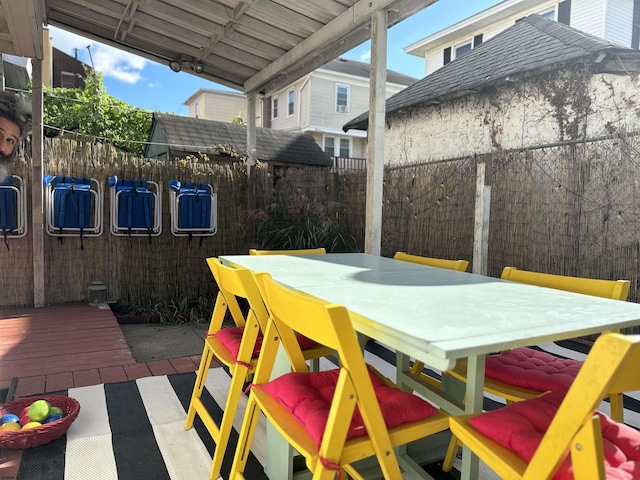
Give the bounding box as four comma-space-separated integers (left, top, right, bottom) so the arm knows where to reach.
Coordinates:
48, 0, 501, 116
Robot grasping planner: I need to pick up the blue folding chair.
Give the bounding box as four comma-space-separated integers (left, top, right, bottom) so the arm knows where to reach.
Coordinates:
168, 180, 217, 238
44, 175, 103, 249
108, 176, 162, 239
0, 175, 27, 250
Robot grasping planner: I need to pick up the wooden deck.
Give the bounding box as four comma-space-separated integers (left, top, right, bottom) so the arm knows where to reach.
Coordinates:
0, 303, 205, 399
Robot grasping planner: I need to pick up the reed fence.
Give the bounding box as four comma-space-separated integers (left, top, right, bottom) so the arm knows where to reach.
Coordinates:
3, 129, 640, 334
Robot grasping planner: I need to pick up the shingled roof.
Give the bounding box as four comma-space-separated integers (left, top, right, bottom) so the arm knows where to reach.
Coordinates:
321, 57, 418, 86
343, 14, 640, 132
147, 113, 332, 166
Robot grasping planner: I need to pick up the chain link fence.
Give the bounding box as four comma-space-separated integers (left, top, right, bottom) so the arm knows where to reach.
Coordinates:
367, 129, 640, 313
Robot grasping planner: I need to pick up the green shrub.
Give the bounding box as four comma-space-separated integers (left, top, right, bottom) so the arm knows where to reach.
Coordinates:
250, 193, 358, 252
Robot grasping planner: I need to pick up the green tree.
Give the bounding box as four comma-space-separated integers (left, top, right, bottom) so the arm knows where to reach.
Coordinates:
43, 70, 153, 157
231, 113, 246, 125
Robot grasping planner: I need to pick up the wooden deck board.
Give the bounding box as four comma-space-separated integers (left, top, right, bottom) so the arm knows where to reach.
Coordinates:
0, 303, 136, 388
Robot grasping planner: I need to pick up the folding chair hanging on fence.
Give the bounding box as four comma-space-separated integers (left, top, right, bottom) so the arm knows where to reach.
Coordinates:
108, 176, 162, 239
168, 180, 217, 237
0, 175, 27, 250
44, 175, 103, 249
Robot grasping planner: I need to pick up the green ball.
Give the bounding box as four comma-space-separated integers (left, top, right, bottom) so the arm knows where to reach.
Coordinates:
28, 400, 51, 422
49, 406, 64, 417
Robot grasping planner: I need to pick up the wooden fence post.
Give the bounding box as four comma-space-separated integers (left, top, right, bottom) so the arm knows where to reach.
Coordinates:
473, 156, 491, 275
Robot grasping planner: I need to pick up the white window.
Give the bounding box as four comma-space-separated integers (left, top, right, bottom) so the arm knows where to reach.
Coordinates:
194, 102, 199, 118
539, 7, 556, 20
339, 138, 350, 158
323, 136, 335, 155
272, 96, 278, 119
61, 71, 76, 88
335, 84, 350, 114
287, 89, 295, 116
323, 136, 351, 157
454, 40, 472, 59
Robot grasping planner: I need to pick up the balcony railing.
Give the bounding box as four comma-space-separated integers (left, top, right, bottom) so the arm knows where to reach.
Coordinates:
332, 156, 366, 171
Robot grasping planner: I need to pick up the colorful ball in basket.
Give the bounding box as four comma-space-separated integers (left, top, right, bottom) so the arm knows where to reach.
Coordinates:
22, 421, 41, 429
0, 422, 20, 431
0, 413, 19, 425
0, 395, 80, 449
19, 412, 30, 426
27, 400, 51, 422
44, 414, 63, 424
49, 406, 64, 417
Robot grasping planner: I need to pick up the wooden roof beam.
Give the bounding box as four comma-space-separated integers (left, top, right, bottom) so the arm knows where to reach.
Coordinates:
244, 0, 400, 93
1, 0, 44, 58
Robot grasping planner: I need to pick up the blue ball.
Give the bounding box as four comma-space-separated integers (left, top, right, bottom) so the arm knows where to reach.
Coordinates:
44, 414, 63, 424
0, 413, 20, 425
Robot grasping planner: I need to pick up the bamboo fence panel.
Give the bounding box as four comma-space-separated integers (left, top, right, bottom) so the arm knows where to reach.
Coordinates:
4, 127, 640, 338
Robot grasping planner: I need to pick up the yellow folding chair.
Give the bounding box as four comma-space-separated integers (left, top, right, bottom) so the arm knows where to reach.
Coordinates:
229, 271, 451, 480
393, 251, 469, 272
184, 258, 333, 480
249, 247, 326, 255
393, 251, 470, 385
445, 267, 630, 422
449, 333, 640, 479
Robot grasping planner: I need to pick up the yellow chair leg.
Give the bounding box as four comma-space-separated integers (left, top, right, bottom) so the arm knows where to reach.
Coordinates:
442, 435, 461, 472
229, 395, 263, 480
185, 345, 214, 430
410, 360, 424, 375
570, 416, 605, 480
209, 363, 252, 479
608, 393, 624, 423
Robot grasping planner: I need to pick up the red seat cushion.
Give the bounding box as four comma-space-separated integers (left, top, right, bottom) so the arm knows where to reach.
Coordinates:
485, 347, 582, 392
255, 367, 439, 448
468, 391, 640, 480
214, 327, 319, 360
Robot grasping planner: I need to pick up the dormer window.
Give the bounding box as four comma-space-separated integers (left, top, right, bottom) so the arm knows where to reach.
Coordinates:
455, 41, 472, 59
539, 8, 556, 20
444, 34, 482, 65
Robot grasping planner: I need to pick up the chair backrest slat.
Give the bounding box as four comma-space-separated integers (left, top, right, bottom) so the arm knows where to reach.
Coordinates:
207, 258, 269, 331
501, 267, 630, 300
249, 247, 326, 255
394, 251, 469, 272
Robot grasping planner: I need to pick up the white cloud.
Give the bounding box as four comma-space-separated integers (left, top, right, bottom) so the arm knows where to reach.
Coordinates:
92, 47, 144, 84
148, 82, 161, 88
360, 50, 371, 62
48, 26, 146, 85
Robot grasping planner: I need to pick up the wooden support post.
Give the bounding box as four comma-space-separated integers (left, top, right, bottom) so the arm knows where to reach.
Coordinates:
365, 9, 387, 256
246, 90, 257, 215
31, 58, 45, 307
472, 157, 491, 275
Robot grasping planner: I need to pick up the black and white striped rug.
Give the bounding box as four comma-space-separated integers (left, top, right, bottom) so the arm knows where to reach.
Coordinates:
14, 370, 266, 480
11, 340, 640, 480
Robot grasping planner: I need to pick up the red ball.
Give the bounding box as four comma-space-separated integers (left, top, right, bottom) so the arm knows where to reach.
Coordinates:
18, 406, 31, 425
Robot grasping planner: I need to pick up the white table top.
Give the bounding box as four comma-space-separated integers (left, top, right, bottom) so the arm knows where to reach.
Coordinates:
221, 253, 640, 371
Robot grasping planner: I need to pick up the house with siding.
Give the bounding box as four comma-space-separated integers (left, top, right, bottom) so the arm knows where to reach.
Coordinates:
145, 112, 332, 167
184, 57, 417, 161
183, 89, 246, 123
405, 0, 639, 78
343, 14, 640, 163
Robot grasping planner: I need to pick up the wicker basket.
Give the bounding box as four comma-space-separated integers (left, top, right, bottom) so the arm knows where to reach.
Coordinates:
0, 395, 80, 449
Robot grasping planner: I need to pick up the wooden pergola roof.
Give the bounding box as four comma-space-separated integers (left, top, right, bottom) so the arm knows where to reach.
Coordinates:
6, 0, 434, 95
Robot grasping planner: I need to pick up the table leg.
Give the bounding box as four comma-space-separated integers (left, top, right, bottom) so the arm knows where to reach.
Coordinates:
460, 354, 485, 480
